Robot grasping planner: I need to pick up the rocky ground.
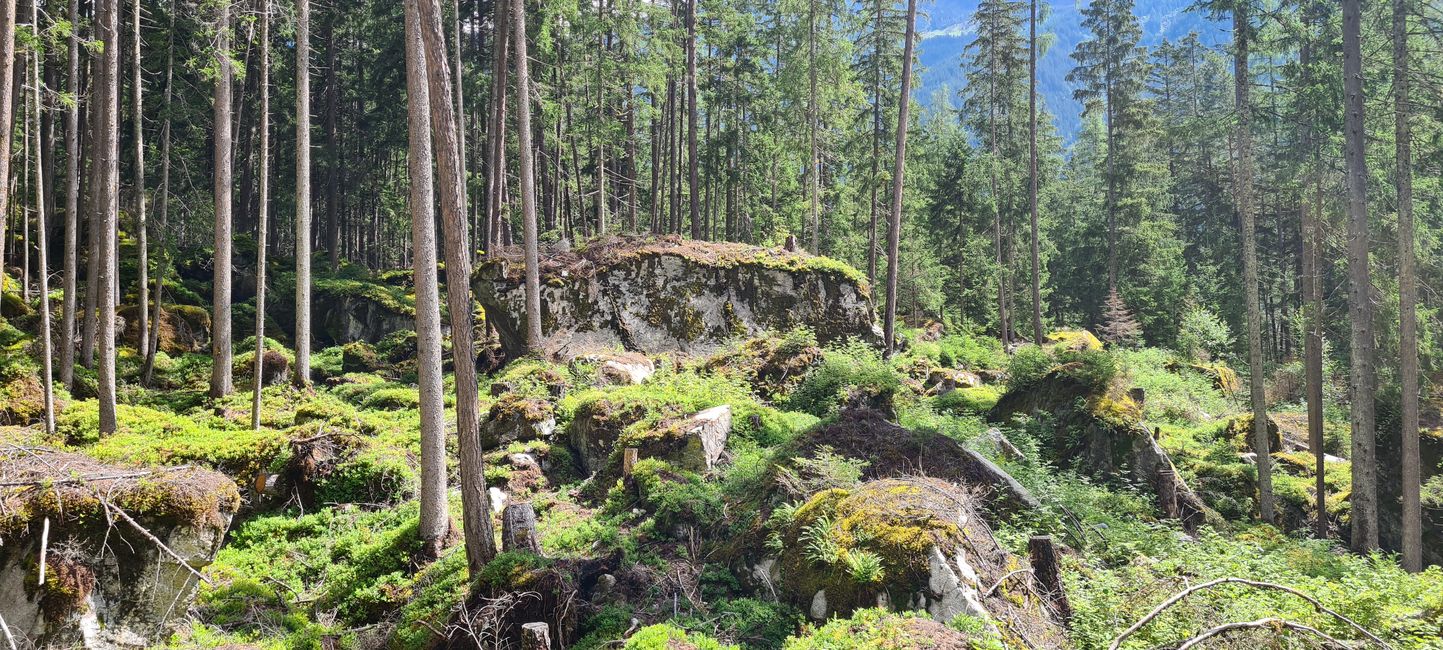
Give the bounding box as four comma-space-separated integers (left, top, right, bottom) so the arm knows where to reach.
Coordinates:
1, 238, 1441, 649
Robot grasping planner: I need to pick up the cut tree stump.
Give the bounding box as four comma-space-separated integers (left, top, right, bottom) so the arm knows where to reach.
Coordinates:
502, 502, 541, 554
521, 621, 551, 650
1029, 534, 1073, 625
1157, 467, 1180, 520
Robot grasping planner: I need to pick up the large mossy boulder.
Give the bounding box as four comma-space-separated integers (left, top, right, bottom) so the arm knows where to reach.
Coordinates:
770, 478, 1065, 645
475, 236, 879, 359
311, 275, 415, 347
0, 447, 240, 649
782, 409, 1037, 515
989, 358, 1220, 531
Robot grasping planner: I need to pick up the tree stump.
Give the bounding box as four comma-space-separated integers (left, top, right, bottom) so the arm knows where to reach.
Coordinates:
502, 502, 541, 554
1028, 535, 1073, 625
1157, 467, 1180, 520
521, 621, 552, 650
622, 447, 639, 476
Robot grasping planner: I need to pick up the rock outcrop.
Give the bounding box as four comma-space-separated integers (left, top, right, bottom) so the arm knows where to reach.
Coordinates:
990, 364, 1220, 531
475, 236, 879, 359
770, 478, 1066, 645
0, 447, 241, 649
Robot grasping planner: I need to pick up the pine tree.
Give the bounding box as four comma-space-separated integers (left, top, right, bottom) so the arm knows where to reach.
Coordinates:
1098, 288, 1140, 346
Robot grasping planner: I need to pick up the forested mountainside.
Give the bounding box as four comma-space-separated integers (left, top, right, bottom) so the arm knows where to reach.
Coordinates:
1, 0, 1443, 648
918, 0, 1226, 138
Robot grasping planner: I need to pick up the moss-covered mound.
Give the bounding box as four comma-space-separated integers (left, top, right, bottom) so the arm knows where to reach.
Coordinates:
1221, 413, 1283, 454
703, 329, 824, 400
0, 446, 240, 648
772, 478, 1065, 645
475, 235, 879, 359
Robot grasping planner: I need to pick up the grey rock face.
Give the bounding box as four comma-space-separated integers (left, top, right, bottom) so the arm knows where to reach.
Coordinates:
475, 236, 879, 360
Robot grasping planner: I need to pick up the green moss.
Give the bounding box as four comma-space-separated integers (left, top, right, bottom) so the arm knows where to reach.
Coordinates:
623, 624, 737, 650
788, 341, 902, 417
934, 385, 1001, 415
362, 387, 421, 411
783, 609, 935, 650
619, 458, 725, 530
313, 275, 416, 317
61, 401, 289, 481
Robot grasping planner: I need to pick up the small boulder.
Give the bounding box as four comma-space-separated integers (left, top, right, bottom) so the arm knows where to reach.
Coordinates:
482, 394, 558, 450
1223, 413, 1283, 455
674, 405, 731, 471
595, 353, 655, 386
925, 368, 982, 395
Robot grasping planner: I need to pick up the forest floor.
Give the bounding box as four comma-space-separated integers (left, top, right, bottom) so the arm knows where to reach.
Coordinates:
2, 261, 1442, 650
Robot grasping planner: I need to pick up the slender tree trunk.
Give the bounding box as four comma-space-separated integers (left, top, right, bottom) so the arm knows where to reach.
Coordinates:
0, 0, 14, 276
132, 0, 147, 360
1342, 0, 1377, 553
29, 0, 53, 435
686, 0, 699, 240
484, 0, 509, 253
96, 0, 119, 433
293, 0, 312, 386
883, 0, 916, 357
866, 0, 881, 286
211, 0, 234, 399
1028, 0, 1042, 343
414, 0, 497, 573
250, 0, 270, 430
452, 0, 468, 256
1393, 0, 1420, 573
1234, 2, 1274, 524
141, 0, 174, 387
323, 14, 339, 271
403, 0, 448, 559
805, 0, 818, 251
59, 0, 79, 389
1299, 3, 1325, 540
512, 0, 542, 348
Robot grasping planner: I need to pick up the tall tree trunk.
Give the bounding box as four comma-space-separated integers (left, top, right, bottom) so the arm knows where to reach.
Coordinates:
1393, 0, 1420, 572
132, 0, 147, 360
1234, 3, 1274, 523
452, 0, 468, 257
0, 0, 14, 277
211, 0, 234, 399
414, 0, 498, 574
142, 0, 174, 388
29, 0, 52, 435
251, 0, 270, 430
883, 0, 916, 358
685, 0, 699, 240
403, 0, 448, 559
323, 14, 339, 271
1299, 2, 1325, 540
1027, 0, 1042, 343
865, 0, 880, 285
293, 0, 312, 386
1342, 0, 1377, 553
59, 0, 79, 389
513, 0, 542, 348
805, 0, 818, 251
484, 0, 509, 253
96, 0, 119, 433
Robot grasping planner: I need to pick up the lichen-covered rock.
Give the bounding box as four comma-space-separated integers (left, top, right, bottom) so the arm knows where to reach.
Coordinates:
0, 447, 240, 649
990, 372, 1222, 531
120, 304, 211, 354
482, 394, 558, 450
783, 409, 1037, 515
594, 353, 655, 386
702, 331, 823, 400
1166, 360, 1241, 395
313, 281, 414, 347
772, 478, 1065, 645
475, 236, 879, 359
1222, 413, 1283, 454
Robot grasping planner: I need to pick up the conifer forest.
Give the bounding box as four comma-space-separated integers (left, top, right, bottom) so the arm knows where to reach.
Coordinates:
3, 0, 1443, 647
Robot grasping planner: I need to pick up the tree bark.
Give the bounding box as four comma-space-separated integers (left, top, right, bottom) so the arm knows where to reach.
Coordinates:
1233, 2, 1273, 524
1393, 0, 1420, 573
1341, 0, 1377, 553
132, 0, 147, 360
59, 0, 79, 389
414, 0, 498, 574
29, 0, 52, 435
142, 0, 174, 388
0, 0, 15, 282
502, 502, 541, 554
293, 0, 312, 387
403, 0, 449, 559
95, 0, 119, 433
520, 622, 551, 650
251, 0, 271, 430
1028, 535, 1072, 624
1028, 0, 1042, 343
883, 0, 916, 357
1298, 2, 1326, 541
210, 0, 234, 399
512, 0, 542, 349
686, 0, 700, 240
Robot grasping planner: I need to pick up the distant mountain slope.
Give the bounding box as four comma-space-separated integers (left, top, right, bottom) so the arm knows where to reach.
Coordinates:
914, 0, 1227, 141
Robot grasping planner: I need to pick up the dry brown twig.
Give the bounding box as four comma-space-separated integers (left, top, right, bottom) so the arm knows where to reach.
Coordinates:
1174, 617, 1347, 650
